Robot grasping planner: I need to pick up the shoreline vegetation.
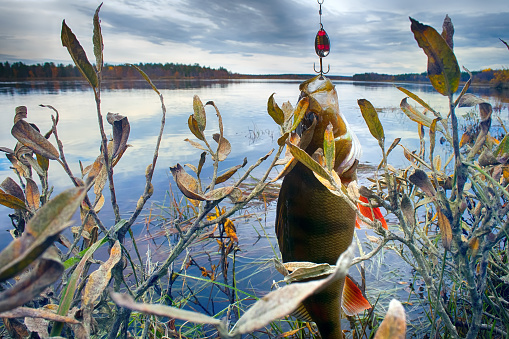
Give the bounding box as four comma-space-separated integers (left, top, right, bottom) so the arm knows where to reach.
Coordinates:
1, 61, 508, 88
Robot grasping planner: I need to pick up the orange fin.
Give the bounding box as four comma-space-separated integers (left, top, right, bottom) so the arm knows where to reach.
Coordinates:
342, 276, 371, 316
358, 196, 388, 230
355, 216, 362, 229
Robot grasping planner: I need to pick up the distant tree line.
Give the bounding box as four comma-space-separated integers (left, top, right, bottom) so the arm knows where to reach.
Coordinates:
352, 69, 508, 87
0, 61, 232, 80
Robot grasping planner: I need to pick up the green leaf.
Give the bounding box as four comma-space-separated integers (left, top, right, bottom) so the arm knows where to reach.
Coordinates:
410, 17, 460, 96
323, 123, 335, 172
0, 187, 86, 282
193, 95, 206, 132
61, 20, 98, 89
51, 236, 108, 336
267, 93, 285, 126
358, 99, 385, 143
287, 142, 329, 180
93, 3, 104, 73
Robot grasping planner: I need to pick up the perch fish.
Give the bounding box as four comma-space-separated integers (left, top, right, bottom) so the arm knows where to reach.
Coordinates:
276, 75, 369, 338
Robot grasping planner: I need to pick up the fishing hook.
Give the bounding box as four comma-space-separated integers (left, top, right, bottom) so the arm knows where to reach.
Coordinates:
314, 58, 330, 79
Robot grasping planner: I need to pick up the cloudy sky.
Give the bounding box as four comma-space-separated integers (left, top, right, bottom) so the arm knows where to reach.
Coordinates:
0, 0, 508, 76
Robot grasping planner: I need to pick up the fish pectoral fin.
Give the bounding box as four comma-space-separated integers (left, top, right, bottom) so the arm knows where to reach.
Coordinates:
342, 276, 372, 316
290, 303, 314, 323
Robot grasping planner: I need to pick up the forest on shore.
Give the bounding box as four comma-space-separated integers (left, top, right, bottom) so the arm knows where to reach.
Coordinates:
0, 61, 508, 88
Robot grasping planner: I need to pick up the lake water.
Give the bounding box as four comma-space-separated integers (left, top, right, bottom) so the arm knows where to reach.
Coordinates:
1, 79, 508, 335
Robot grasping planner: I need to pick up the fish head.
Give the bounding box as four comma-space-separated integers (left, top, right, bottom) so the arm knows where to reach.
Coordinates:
296, 75, 362, 181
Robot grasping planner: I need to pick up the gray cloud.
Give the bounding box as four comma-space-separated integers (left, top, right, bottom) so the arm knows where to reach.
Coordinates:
0, 0, 508, 75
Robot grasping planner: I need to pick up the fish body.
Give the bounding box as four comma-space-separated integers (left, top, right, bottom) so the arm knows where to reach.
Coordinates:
276, 75, 361, 338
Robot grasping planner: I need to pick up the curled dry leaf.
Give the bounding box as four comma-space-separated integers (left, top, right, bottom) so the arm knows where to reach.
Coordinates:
106, 112, 130, 159
170, 163, 204, 201
374, 299, 406, 339
11, 120, 59, 160
409, 169, 436, 198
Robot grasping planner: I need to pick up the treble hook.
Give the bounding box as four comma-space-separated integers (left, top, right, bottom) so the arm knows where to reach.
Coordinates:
314, 57, 330, 79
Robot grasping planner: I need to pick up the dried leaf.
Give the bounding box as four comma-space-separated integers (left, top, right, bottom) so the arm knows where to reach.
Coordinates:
387, 138, 401, 157
410, 17, 460, 96
409, 169, 436, 197
397, 87, 438, 116
458, 93, 486, 107
110, 291, 222, 325
188, 115, 205, 141
0, 187, 85, 282
501, 38, 509, 51
184, 138, 207, 151
214, 134, 231, 161
170, 164, 204, 201
358, 99, 385, 143
374, 299, 406, 339
202, 186, 236, 201
193, 95, 206, 132
106, 112, 130, 159
14, 106, 27, 124
93, 3, 103, 73
441, 14, 454, 49
1, 177, 25, 201
0, 306, 79, 324
289, 97, 309, 132
322, 122, 335, 172
400, 195, 415, 228
287, 142, 329, 181
267, 93, 285, 126
216, 158, 247, 185
82, 241, 121, 308
400, 98, 442, 131
61, 20, 98, 88
0, 247, 64, 313
36, 153, 49, 173
437, 210, 452, 250
11, 120, 59, 160
25, 178, 40, 211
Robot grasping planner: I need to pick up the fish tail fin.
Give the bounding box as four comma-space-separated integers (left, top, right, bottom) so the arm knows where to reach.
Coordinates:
358, 196, 388, 230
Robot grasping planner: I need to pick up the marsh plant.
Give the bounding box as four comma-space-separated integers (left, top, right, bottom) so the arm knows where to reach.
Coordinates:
0, 4, 506, 339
